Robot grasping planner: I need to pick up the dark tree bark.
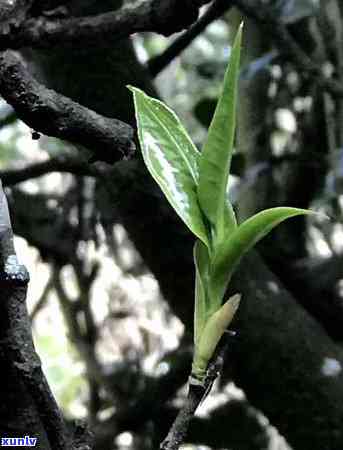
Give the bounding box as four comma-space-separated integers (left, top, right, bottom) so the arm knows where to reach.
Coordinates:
230, 252, 343, 450
0, 181, 70, 450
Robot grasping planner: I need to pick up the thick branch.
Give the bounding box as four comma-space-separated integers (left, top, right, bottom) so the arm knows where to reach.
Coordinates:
0, 180, 71, 449
229, 252, 343, 450
0, 51, 135, 163
0, 0, 211, 50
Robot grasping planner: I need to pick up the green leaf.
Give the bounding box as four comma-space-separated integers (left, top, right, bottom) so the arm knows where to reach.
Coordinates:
211, 207, 311, 303
194, 240, 211, 348
197, 25, 243, 241
192, 294, 241, 381
129, 86, 209, 246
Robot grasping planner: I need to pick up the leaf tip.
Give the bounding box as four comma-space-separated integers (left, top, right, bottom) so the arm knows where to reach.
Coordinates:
228, 293, 241, 314
235, 22, 244, 45
127, 85, 142, 97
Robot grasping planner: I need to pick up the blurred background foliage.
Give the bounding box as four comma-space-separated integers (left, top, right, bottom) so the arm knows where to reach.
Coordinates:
1, 0, 343, 449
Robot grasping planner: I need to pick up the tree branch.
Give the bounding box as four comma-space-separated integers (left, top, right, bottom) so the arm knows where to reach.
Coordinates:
0, 51, 135, 164
0, 179, 71, 450
160, 335, 234, 450
0, 155, 102, 186
0, 0, 211, 50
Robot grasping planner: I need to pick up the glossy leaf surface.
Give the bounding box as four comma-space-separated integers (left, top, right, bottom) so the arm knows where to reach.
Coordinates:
211, 207, 311, 304
129, 86, 209, 246
197, 25, 243, 240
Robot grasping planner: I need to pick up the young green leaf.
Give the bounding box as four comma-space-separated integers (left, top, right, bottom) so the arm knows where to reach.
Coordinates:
129, 86, 209, 246
129, 27, 315, 390
197, 24, 243, 241
211, 207, 311, 303
192, 294, 241, 381
194, 240, 211, 348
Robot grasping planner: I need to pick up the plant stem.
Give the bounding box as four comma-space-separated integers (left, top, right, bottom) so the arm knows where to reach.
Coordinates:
160, 332, 235, 450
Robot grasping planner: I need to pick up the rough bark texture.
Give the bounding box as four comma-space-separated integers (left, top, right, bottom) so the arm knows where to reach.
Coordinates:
0, 182, 70, 450
230, 252, 343, 450
0, 51, 134, 163
0, 0, 211, 50
0, 283, 52, 450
